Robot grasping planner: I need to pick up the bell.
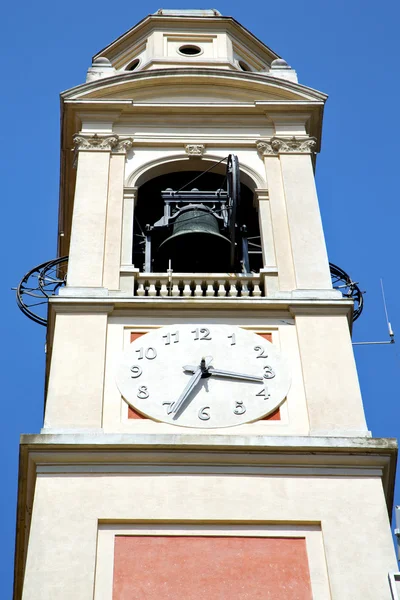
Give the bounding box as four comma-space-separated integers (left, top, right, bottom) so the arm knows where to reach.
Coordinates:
158, 205, 231, 272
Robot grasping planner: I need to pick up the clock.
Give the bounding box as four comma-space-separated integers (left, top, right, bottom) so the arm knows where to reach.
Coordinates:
115, 324, 291, 428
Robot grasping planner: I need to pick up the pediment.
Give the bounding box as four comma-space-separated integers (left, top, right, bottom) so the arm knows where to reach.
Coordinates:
63, 70, 326, 105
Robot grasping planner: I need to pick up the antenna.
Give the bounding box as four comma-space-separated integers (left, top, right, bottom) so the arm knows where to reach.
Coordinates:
352, 279, 395, 346
381, 278, 395, 339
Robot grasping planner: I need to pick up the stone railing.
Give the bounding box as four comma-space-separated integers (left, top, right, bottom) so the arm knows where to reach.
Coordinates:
120, 268, 278, 298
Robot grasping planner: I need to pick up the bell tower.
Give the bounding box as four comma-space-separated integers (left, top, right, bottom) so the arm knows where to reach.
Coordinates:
14, 9, 398, 600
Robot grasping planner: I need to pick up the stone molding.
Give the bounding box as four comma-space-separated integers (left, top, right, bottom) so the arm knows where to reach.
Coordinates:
256, 136, 317, 156
72, 134, 134, 165
185, 143, 206, 156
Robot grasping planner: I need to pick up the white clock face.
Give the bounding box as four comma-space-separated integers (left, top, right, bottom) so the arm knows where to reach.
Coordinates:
116, 324, 291, 429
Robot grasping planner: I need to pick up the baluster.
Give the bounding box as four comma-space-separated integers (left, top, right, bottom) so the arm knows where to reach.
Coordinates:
252, 280, 262, 297
160, 280, 168, 297
182, 279, 192, 297
216, 281, 226, 297
171, 280, 180, 296
230, 281, 239, 297
205, 281, 215, 297
241, 279, 250, 297
194, 280, 203, 297
148, 281, 157, 297
136, 281, 145, 297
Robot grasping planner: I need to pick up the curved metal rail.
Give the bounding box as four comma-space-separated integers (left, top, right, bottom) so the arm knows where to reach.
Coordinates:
329, 262, 364, 321
16, 256, 68, 326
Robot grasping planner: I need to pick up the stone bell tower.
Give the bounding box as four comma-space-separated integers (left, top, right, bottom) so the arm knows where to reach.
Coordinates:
14, 9, 397, 600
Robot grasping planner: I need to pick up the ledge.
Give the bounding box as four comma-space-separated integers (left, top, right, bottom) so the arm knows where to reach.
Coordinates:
48, 295, 354, 315
19, 433, 397, 508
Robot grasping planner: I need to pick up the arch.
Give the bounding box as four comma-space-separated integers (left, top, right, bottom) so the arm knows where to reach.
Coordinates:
129, 153, 265, 273
126, 153, 267, 192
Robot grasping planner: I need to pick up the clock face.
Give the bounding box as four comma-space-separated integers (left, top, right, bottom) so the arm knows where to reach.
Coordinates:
116, 324, 291, 429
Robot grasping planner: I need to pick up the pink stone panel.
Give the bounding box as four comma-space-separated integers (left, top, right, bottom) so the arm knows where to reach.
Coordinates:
113, 535, 312, 600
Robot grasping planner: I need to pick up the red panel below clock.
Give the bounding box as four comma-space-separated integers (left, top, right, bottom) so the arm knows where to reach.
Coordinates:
113, 535, 312, 600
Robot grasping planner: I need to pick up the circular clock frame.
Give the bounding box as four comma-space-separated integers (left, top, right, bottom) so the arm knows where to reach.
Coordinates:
115, 324, 291, 429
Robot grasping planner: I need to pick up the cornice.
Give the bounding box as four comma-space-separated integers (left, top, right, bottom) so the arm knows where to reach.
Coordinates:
257, 136, 317, 156
61, 69, 327, 103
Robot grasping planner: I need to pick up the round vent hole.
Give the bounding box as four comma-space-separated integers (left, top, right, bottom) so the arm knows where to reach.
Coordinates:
127, 58, 140, 71
178, 45, 202, 56
239, 60, 251, 72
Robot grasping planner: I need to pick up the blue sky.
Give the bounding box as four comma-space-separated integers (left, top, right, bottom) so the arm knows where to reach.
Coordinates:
2, 0, 400, 596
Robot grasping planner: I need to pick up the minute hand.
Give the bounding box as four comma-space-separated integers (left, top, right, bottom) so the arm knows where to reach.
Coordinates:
183, 365, 263, 384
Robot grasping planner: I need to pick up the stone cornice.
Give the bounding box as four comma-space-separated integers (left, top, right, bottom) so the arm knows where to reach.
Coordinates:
72, 133, 134, 164
256, 136, 317, 156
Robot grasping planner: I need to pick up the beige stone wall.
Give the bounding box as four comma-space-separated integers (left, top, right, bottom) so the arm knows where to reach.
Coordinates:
21, 471, 397, 600
44, 307, 368, 437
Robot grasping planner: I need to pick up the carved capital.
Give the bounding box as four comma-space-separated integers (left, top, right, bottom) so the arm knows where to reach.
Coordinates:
113, 138, 134, 154
185, 144, 205, 156
73, 133, 119, 152
256, 137, 317, 156
72, 134, 134, 165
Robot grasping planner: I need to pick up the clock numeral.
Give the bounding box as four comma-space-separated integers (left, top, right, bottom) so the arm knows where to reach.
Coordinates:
228, 333, 236, 346
256, 388, 271, 399
135, 347, 157, 360
163, 402, 175, 415
162, 331, 179, 345
254, 345, 268, 359
130, 365, 142, 378
192, 328, 212, 341
137, 386, 149, 399
233, 400, 246, 415
198, 406, 211, 420
263, 365, 275, 379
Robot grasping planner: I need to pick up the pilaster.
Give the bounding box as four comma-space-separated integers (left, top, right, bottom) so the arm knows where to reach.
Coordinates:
103, 143, 133, 290
257, 146, 296, 291
292, 307, 369, 436
257, 137, 331, 290
44, 304, 113, 431
67, 134, 133, 289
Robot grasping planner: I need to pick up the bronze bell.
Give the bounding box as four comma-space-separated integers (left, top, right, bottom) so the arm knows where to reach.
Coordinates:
158, 204, 231, 272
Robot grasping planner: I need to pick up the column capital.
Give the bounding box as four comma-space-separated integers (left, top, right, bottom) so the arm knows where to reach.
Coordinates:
72, 134, 134, 165
256, 136, 317, 156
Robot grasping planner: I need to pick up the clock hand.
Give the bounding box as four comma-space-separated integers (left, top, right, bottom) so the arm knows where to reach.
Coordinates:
183, 364, 263, 384
171, 359, 208, 417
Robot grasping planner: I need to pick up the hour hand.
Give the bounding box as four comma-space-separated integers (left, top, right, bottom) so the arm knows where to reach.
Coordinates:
171, 366, 202, 417
183, 364, 263, 384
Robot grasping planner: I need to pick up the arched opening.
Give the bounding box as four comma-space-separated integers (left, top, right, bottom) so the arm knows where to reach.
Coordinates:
132, 165, 262, 274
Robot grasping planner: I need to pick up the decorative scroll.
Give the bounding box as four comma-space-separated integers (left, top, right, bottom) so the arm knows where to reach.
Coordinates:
185, 144, 205, 156
256, 137, 317, 156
